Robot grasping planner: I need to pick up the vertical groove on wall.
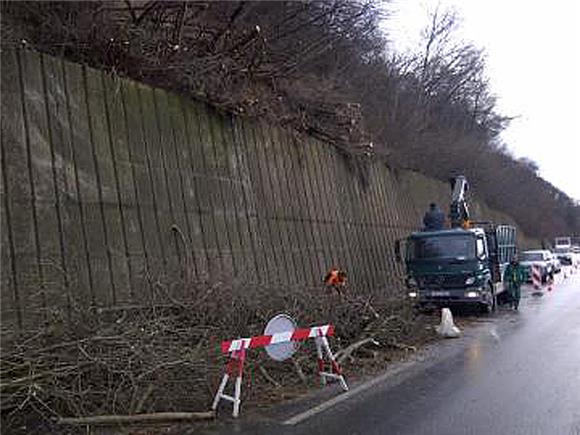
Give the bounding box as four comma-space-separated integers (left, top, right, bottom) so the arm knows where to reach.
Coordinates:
229, 116, 260, 284
222, 116, 255, 283
193, 104, 226, 277
374, 166, 392, 289
286, 134, 318, 287
375, 166, 395, 291
286, 133, 318, 287
16, 49, 47, 320
119, 81, 150, 281
328, 151, 356, 287
379, 167, 396, 289
335, 154, 361, 288
266, 124, 296, 284
152, 90, 182, 270
136, 85, 168, 273
300, 140, 328, 285
0, 118, 22, 329
387, 170, 408, 278
247, 122, 281, 284
338, 154, 356, 282
102, 73, 134, 299
235, 119, 266, 284
312, 145, 337, 268
374, 164, 391, 289
303, 139, 327, 279
82, 65, 117, 305
277, 130, 307, 287
368, 163, 388, 289
268, 126, 299, 285
255, 121, 289, 283
314, 143, 336, 268
224, 117, 249, 280
39, 54, 71, 318
166, 94, 198, 280
400, 174, 419, 231
348, 161, 372, 293
362, 163, 379, 289
361, 163, 379, 291
47, 55, 85, 310
61, 58, 95, 304
324, 146, 349, 276
179, 99, 211, 279
205, 109, 237, 278
214, 116, 242, 278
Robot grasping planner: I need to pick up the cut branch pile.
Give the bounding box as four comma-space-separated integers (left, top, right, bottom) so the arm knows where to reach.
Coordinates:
0, 277, 434, 434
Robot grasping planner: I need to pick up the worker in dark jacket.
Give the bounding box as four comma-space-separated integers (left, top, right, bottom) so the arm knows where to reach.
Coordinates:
503, 257, 527, 310
423, 203, 446, 231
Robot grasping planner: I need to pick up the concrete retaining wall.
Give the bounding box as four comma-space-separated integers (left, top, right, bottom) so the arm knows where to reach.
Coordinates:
0, 49, 531, 332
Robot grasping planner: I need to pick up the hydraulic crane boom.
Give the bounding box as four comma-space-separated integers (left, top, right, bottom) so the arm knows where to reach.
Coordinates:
449, 175, 470, 228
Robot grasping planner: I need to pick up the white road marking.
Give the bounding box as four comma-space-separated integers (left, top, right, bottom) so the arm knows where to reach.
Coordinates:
282, 363, 411, 426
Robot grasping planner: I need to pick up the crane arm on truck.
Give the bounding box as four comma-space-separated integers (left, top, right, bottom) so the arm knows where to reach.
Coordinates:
449, 175, 470, 228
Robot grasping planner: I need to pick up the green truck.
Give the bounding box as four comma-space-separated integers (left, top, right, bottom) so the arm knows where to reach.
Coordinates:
395, 177, 517, 313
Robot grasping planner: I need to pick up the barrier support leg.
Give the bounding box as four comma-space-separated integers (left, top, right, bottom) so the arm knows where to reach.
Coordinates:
233, 373, 242, 418
321, 336, 349, 391
315, 337, 327, 386
212, 373, 229, 411
211, 349, 246, 417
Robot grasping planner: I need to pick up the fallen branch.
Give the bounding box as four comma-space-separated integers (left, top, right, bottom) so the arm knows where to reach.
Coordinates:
335, 338, 380, 364
133, 383, 154, 414
292, 358, 308, 385
386, 339, 417, 353
258, 365, 281, 388
58, 411, 215, 426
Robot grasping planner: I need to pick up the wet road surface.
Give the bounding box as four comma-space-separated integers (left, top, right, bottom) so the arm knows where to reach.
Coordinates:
208, 268, 580, 435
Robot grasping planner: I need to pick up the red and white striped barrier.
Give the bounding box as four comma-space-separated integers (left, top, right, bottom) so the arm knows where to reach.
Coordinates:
532, 265, 542, 290
212, 324, 347, 417
221, 325, 334, 353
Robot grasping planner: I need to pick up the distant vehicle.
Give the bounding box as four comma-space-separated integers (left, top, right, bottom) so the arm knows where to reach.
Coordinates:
554, 236, 572, 250
519, 250, 554, 283
554, 246, 573, 266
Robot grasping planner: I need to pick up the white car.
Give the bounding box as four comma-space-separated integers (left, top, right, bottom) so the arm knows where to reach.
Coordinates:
519, 250, 554, 283
554, 247, 573, 266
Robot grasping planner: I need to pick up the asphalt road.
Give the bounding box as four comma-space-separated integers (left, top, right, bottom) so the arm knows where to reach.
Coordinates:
208, 267, 580, 435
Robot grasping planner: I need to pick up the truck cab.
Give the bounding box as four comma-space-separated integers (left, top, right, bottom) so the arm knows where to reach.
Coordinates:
396, 225, 516, 313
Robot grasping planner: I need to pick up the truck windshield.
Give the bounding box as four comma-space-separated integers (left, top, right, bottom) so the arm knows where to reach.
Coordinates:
408, 235, 475, 260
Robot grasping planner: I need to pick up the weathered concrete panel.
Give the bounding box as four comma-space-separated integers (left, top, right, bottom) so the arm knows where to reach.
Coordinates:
232, 117, 266, 284
1, 49, 29, 328
153, 88, 188, 283
137, 84, 172, 279
121, 80, 162, 284
85, 66, 132, 305
19, 50, 69, 319
101, 72, 144, 300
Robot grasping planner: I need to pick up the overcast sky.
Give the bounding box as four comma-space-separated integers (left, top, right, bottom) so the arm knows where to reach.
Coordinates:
386, 0, 580, 201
